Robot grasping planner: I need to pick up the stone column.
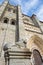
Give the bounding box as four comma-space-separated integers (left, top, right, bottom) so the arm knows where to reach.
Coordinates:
5, 58, 9, 65
31, 50, 42, 65
4, 51, 9, 65
16, 5, 25, 42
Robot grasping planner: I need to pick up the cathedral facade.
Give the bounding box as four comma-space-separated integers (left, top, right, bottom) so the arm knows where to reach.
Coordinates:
0, 0, 43, 65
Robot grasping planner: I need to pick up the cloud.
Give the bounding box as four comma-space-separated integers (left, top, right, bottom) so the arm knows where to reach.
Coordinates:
10, 0, 21, 5
10, 0, 43, 21
10, 0, 39, 14
22, 0, 39, 14
1, 0, 43, 21
35, 5, 43, 21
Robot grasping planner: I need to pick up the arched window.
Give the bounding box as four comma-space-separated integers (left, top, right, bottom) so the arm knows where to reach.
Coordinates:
11, 19, 15, 25
4, 17, 9, 23
13, 10, 15, 13
7, 7, 11, 12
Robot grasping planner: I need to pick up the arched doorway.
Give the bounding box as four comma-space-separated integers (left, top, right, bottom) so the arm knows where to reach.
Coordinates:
31, 49, 42, 65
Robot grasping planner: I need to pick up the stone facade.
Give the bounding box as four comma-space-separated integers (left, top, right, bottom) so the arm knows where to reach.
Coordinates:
0, 0, 43, 65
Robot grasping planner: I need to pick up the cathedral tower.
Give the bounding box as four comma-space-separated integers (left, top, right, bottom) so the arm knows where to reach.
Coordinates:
0, 0, 43, 65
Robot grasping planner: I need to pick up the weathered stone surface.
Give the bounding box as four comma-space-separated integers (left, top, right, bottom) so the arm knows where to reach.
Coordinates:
4, 45, 32, 65
27, 35, 43, 55
0, 0, 43, 65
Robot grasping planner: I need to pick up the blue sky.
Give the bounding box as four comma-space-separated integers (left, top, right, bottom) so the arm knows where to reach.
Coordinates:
0, 0, 43, 21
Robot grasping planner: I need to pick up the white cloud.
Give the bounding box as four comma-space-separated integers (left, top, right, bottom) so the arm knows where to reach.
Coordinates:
10, 0, 21, 5
6, 0, 43, 21
10, 0, 39, 14
36, 5, 43, 21
22, 0, 39, 14
0, 0, 43, 21
10, 0, 43, 21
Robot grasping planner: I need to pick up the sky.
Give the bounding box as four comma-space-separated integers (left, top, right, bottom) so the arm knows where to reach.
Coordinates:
0, 0, 43, 21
